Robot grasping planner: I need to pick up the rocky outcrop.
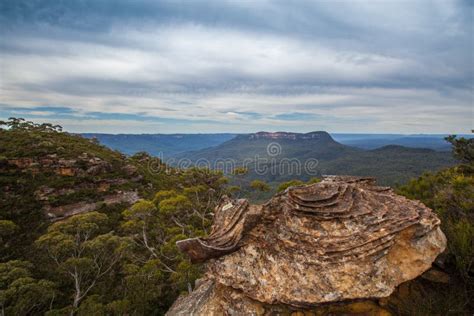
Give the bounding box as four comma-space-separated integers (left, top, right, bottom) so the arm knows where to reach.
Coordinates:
177, 197, 262, 263
5, 154, 112, 177
45, 190, 140, 221
3, 151, 145, 221
168, 176, 446, 315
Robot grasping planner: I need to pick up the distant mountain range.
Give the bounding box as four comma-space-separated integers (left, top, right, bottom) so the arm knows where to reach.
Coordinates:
82, 132, 472, 158
331, 133, 470, 151
174, 131, 455, 186
177, 131, 357, 162
82, 131, 464, 186
82, 133, 236, 157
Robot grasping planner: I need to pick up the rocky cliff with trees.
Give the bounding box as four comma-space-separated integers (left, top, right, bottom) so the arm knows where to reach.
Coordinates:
0, 118, 229, 314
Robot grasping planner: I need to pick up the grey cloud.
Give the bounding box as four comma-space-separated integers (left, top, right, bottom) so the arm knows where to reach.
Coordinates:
0, 0, 472, 133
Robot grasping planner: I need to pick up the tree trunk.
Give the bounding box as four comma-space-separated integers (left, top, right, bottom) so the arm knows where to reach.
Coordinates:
71, 270, 81, 316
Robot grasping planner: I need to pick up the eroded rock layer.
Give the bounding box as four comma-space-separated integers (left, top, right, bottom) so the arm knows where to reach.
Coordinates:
177, 197, 262, 263
168, 176, 446, 315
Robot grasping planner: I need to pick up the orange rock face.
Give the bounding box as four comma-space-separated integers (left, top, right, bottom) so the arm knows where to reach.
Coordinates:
57, 167, 76, 176
168, 176, 446, 315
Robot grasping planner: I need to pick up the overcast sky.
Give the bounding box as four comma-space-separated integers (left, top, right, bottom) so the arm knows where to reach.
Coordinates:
0, 0, 472, 133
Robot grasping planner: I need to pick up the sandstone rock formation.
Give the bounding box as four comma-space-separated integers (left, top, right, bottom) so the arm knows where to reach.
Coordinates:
168, 176, 446, 315
176, 197, 262, 263
2, 152, 144, 221
45, 190, 140, 221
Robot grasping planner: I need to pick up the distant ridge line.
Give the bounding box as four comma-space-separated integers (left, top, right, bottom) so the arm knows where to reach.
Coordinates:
238, 131, 332, 141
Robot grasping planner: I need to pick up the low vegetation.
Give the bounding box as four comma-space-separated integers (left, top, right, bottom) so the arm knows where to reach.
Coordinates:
397, 135, 474, 312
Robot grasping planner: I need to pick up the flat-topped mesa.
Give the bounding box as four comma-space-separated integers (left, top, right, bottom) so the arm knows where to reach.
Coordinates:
240, 131, 334, 141
168, 176, 446, 315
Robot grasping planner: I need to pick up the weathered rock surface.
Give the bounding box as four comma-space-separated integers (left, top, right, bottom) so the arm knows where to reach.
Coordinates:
167, 176, 446, 315
1, 152, 146, 221
45, 190, 140, 221
177, 196, 262, 263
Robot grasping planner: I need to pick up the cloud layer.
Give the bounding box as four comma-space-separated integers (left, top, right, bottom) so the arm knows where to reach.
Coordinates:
0, 0, 472, 133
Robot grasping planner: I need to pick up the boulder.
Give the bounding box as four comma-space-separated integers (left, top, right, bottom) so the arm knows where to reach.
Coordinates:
167, 176, 446, 315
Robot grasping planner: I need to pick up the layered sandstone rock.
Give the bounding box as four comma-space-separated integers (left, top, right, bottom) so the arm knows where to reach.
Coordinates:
45, 190, 140, 221
2, 152, 144, 221
176, 196, 262, 263
168, 176, 446, 315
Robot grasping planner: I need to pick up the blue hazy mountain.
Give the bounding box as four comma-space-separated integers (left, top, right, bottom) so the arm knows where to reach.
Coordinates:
81, 133, 237, 158
82, 133, 471, 158
332, 134, 473, 151
171, 132, 455, 186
